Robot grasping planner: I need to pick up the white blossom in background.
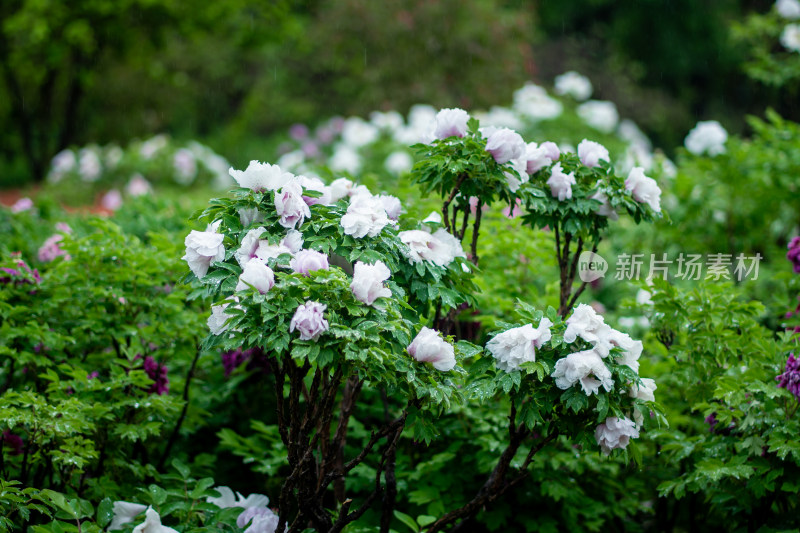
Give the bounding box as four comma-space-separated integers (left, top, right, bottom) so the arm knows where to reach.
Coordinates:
105, 146, 124, 168
625, 167, 662, 212
384, 151, 414, 175
10, 197, 33, 213
776, 0, 800, 19
590, 191, 618, 220
340, 194, 390, 238
781, 23, 800, 52
183, 225, 225, 278
512, 83, 563, 121
78, 148, 102, 182
109, 501, 148, 531
350, 260, 392, 305
577, 100, 619, 133
684, 120, 728, 156
395, 104, 438, 144
595, 416, 639, 455
552, 349, 614, 395
433, 108, 470, 139
636, 289, 653, 306
618, 119, 652, 152
236, 258, 275, 294
486, 318, 553, 372
207, 487, 270, 510
554, 71, 593, 101
229, 161, 293, 191
484, 127, 526, 164
341, 117, 379, 148
475, 106, 524, 130
140, 135, 168, 159
51, 149, 76, 176
546, 163, 576, 201
329, 144, 362, 175
173, 148, 198, 185
126, 174, 153, 197
407, 327, 456, 371
370, 110, 405, 131
132, 507, 178, 533
577, 139, 610, 168
277, 150, 306, 172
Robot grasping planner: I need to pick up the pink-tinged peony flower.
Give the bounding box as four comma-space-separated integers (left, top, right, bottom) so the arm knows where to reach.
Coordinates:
377, 195, 402, 220
432, 108, 470, 139
329, 145, 362, 174
10, 197, 33, 213
78, 149, 102, 182
486, 318, 553, 372
504, 157, 529, 193
290, 249, 329, 276
590, 191, 618, 220
684, 121, 728, 156
340, 194, 390, 238
298, 175, 332, 206
502, 198, 523, 219
109, 501, 148, 531
787, 236, 800, 273
577, 139, 609, 168
236, 227, 267, 266
630, 377, 657, 403
552, 349, 614, 395
554, 71, 593, 101
208, 302, 234, 336
173, 148, 197, 184
625, 167, 662, 212
350, 260, 392, 305
142, 356, 169, 395
595, 416, 639, 455
290, 301, 329, 341
229, 161, 294, 191
183, 228, 225, 278
237, 507, 281, 533
289, 123, 309, 141
546, 163, 576, 201
237, 258, 275, 294
485, 128, 526, 164
126, 174, 152, 197
541, 141, 560, 161
399, 230, 454, 266
38, 234, 70, 262
101, 189, 123, 211
255, 230, 303, 262
407, 327, 456, 371
275, 181, 311, 229
132, 507, 179, 533
524, 143, 553, 174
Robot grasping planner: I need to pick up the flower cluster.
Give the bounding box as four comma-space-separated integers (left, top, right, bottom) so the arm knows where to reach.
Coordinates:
777, 353, 800, 400
787, 236, 800, 273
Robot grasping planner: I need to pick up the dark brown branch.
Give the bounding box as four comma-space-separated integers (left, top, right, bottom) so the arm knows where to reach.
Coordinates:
442, 174, 468, 233
470, 200, 483, 266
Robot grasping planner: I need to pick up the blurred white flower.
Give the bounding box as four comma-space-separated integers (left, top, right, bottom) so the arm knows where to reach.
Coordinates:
101, 189, 123, 211
173, 148, 197, 185
554, 71, 593, 101
384, 151, 414, 175
126, 174, 153, 197
370, 110, 405, 131
625, 167, 662, 212
140, 135, 168, 159
329, 144, 362, 175
512, 83, 563, 121
475, 106, 524, 130
776, 0, 800, 19
341, 117, 379, 148
781, 23, 800, 52
684, 120, 727, 156
577, 100, 619, 133
78, 148, 102, 182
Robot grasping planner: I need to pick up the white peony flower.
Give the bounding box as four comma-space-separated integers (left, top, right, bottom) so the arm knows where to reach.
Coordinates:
486, 318, 553, 373
399, 230, 454, 266
595, 416, 639, 455
407, 327, 456, 371
512, 83, 563, 121
590, 190, 618, 220
684, 120, 728, 156
236, 227, 267, 267
524, 142, 554, 174
630, 377, 657, 403
600, 328, 643, 371
554, 71, 593, 101
577, 139, 610, 168
275, 181, 311, 229
350, 260, 392, 305
237, 507, 282, 533
109, 501, 148, 531
546, 163, 576, 201
577, 100, 619, 133
777, 0, 800, 19
132, 507, 179, 533
208, 302, 234, 335
370, 110, 405, 131
207, 486, 270, 509
484, 128, 526, 164
781, 23, 800, 52
432, 228, 466, 261
552, 349, 614, 395
229, 161, 293, 191
183, 228, 225, 278
377, 194, 402, 220
126, 174, 153, 197
298, 175, 332, 206
625, 167, 662, 212
422, 211, 442, 225
341, 194, 390, 238
432, 108, 470, 139
384, 151, 414, 175
563, 304, 608, 346
79, 149, 102, 182
236, 258, 275, 294
290, 301, 329, 341
504, 157, 529, 193
329, 178, 355, 203
254, 230, 302, 262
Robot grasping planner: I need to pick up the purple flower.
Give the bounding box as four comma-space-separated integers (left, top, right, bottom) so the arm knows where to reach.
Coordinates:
787, 237, 800, 274
0, 257, 41, 286
777, 353, 800, 400
704, 412, 718, 433
143, 356, 169, 395
2, 430, 24, 455
289, 123, 309, 141
222, 349, 251, 377
290, 301, 329, 341
38, 234, 70, 263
